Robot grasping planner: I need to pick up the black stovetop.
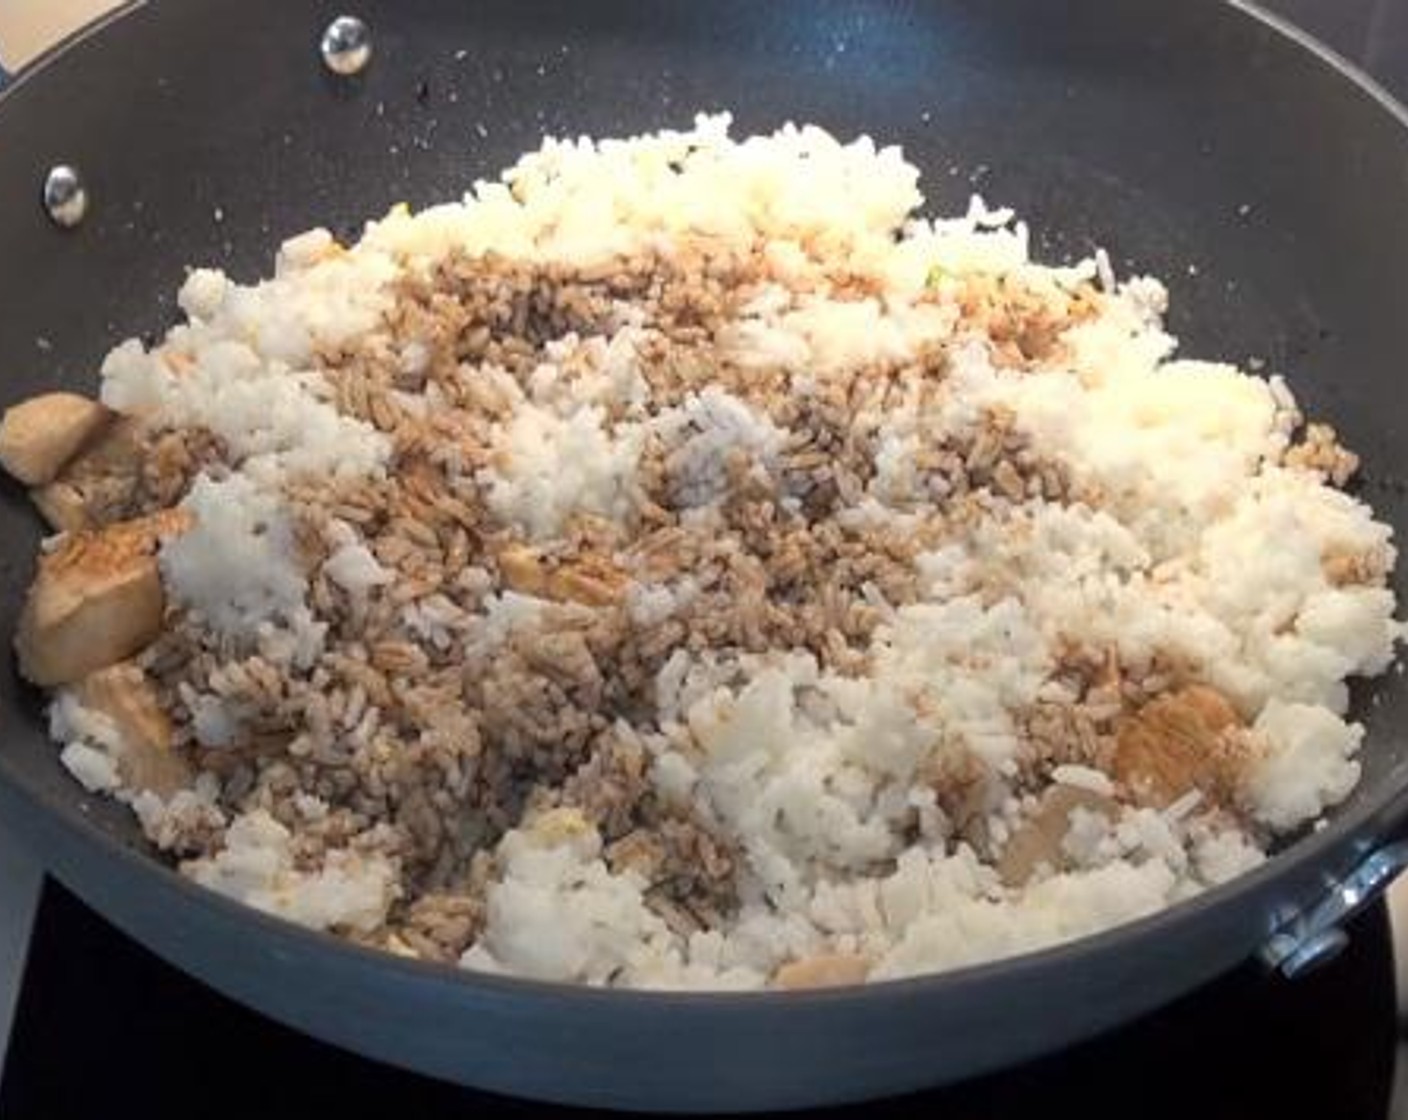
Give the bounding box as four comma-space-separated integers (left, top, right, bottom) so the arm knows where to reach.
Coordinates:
0, 883, 1397, 1119
5, 3, 1408, 1118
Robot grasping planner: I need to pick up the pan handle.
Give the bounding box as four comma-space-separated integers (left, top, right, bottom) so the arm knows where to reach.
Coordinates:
1261, 839, 1408, 978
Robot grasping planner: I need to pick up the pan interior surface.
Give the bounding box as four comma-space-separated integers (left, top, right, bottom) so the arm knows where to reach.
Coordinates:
2, 0, 1406, 868
1, 0, 1408, 1109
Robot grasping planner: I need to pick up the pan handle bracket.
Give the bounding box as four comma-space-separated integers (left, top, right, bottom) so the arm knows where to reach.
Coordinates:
1261, 840, 1408, 979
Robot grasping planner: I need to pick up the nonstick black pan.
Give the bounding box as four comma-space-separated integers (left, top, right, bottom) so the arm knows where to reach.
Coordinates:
3, 0, 1408, 1111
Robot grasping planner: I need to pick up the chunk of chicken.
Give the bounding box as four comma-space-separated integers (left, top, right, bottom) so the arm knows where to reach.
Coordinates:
774, 953, 870, 990
30, 483, 89, 534
1112, 684, 1248, 808
29, 416, 145, 533
15, 508, 190, 686
498, 543, 628, 607
75, 662, 190, 796
997, 784, 1116, 887
0, 393, 113, 486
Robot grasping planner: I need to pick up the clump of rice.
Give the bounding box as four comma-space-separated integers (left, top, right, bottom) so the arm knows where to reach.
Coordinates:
47, 114, 1402, 988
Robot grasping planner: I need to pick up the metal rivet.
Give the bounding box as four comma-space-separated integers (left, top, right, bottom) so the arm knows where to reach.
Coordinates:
321, 15, 372, 76
1277, 927, 1349, 980
42, 165, 88, 228
1263, 840, 1408, 979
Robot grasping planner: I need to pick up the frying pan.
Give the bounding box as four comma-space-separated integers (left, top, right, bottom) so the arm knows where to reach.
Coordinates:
2, 0, 1408, 1111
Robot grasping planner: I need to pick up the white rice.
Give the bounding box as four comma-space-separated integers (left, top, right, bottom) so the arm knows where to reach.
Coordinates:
182, 809, 398, 934
54, 114, 1403, 989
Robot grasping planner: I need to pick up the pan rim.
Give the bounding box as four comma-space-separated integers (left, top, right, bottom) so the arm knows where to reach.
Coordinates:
1, 0, 1407, 1012
0, 0, 145, 99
